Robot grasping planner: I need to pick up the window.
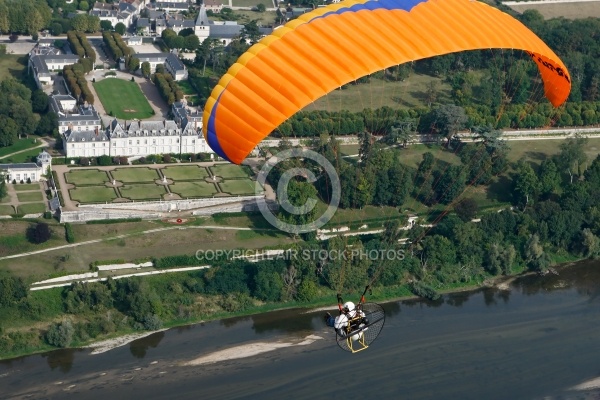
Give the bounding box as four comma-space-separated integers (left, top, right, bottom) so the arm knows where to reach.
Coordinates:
137, 140, 140, 145
129, 140, 132, 145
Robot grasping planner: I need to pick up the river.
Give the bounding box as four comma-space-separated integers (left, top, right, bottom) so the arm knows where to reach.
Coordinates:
1, 261, 600, 399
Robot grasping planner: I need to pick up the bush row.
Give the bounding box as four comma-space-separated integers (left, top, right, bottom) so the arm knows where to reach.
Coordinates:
63, 64, 94, 105
86, 218, 142, 225
64, 223, 75, 243
152, 73, 183, 106
102, 31, 133, 60
66, 31, 96, 63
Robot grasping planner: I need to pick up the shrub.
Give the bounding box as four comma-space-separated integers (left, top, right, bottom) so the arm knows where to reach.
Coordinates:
408, 281, 440, 301
45, 320, 74, 348
12, 179, 16, 184
27, 222, 52, 244
44, 211, 52, 219
27, 178, 31, 184
65, 223, 75, 243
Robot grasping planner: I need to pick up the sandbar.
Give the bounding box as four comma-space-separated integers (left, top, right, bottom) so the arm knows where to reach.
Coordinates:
183, 334, 322, 366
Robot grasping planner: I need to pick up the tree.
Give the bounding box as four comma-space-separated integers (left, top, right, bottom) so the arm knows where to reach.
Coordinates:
115, 22, 126, 35
45, 320, 74, 348
256, 3, 266, 12
70, 14, 89, 32
79, 0, 89, 11
100, 20, 113, 31
35, 112, 58, 136
240, 20, 262, 44
557, 135, 588, 183
538, 158, 560, 197
513, 161, 540, 207
431, 104, 468, 143
581, 228, 600, 258
524, 234, 551, 272
27, 222, 51, 244
127, 56, 140, 72
0, 116, 18, 147
141, 61, 151, 78
184, 34, 200, 51
31, 89, 49, 113
0, 179, 7, 202
253, 270, 283, 302
454, 197, 478, 222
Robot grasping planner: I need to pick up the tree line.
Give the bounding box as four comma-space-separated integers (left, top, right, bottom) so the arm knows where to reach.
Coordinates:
153, 71, 184, 106
63, 64, 94, 105
66, 31, 96, 64
102, 31, 134, 61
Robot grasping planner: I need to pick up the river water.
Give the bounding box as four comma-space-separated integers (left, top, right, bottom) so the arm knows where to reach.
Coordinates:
1, 261, 600, 400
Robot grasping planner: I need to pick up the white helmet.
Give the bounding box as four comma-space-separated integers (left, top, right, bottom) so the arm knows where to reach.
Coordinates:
343, 301, 355, 313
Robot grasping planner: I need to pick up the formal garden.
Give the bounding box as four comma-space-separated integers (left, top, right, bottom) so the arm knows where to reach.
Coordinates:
0, 183, 47, 216
62, 163, 257, 204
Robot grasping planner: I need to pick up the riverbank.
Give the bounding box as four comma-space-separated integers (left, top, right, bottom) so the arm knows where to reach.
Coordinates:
0, 261, 548, 361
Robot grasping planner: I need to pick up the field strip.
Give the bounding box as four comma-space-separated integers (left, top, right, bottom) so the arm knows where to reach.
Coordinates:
0, 225, 261, 261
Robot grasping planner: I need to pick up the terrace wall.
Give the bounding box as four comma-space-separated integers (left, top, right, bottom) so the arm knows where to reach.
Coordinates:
59, 196, 275, 222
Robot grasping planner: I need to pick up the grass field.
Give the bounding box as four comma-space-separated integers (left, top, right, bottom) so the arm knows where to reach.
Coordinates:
0, 205, 15, 215
506, 1, 600, 19
505, 138, 600, 167
13, 184, 39, 192
111, 167, 159, 183
70, 187, 118, 203
16, 192, 43, 202
0, 54, 26, 82
305, 74, 451, 113
397, 144, 462, 168
231, 0, 272, 7
1, 195, 9, 203
340, 144, 360, 157
210, 164, 252, 179
18, 203, 46, 214
228, 9, 277, 26
169, 181, 218, 198
93, 79, 154, 120
65, 169, 110, 186
0, 138, 40, 159
161, 165, 209, 180
218, 180, 255, 195
1, 148, 43, 164
119, 184, 167, 200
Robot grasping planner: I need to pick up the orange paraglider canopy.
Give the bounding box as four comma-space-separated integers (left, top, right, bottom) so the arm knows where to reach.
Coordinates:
203, 0, 571, 164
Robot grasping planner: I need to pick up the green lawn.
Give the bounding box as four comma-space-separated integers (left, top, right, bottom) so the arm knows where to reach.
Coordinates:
93, 79, 154, 120
17, 191, 43, 202
1, 148, 43, 164
210, 164, 252, 179
0, 138, 40, 159
169, 181, 218, 198
161, 165, 209, 180
18, 203, 46, 214
398, 144, 462, 168
0, 54, 26, 82
13, 183, 39, 192
232, 0, 272, 7
119, 184, 167, 200
70, 187, 118, 203
0, 205, 15, 215
305, 73, 451, 113
218, 179, 256, 195
340, 144, 360, 157
111, 167, 159, 183
506, 138, 600, 167
1, 195, 9, 203
177, 80, 196, 95
65, 169, 110, 186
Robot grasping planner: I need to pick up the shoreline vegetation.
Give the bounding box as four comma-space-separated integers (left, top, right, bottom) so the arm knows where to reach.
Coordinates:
0, 262, 569, 362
